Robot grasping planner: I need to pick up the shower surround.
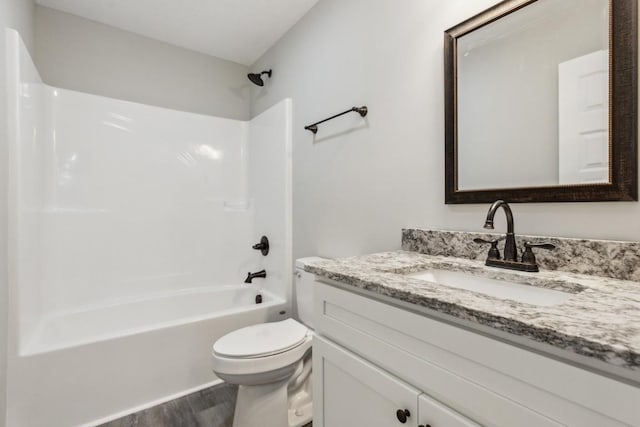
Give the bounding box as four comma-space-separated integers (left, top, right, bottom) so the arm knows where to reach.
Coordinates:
5, 29, 292, 426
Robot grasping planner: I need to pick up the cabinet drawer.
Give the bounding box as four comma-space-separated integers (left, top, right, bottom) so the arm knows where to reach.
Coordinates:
419, 393, 480, 427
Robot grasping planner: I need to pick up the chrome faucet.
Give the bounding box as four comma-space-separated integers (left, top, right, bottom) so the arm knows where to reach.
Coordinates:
475, 200, 555, 272
483, 200, 517, 261
244, 269, 266, 283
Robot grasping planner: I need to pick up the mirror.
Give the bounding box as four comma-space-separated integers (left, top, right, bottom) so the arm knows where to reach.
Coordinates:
444, 0, 637, 203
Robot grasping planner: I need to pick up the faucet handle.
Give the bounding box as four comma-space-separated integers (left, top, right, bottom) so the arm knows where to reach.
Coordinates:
524, 241, 556, 250
473, 238, 501, 260
522, 241, 555, 264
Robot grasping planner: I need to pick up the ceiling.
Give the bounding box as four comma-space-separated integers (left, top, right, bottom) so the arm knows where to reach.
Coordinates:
36, 0, 319, 65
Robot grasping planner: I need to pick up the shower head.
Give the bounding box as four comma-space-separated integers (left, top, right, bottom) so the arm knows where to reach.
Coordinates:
247, 69, 272, 86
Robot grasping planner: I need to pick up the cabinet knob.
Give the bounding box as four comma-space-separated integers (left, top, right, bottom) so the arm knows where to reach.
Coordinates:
396, 409, 410, 423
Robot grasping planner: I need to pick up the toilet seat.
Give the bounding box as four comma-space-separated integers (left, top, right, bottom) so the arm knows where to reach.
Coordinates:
212, 319, 312, 378
214, 319, 308, 358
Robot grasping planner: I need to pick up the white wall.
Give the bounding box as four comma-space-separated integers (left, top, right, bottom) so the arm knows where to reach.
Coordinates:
250, 0, 640, 263
34, 6, 251, 120
0, 2, 34, 425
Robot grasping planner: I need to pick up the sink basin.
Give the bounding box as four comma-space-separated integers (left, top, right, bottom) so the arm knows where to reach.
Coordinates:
407, 269, 573, 307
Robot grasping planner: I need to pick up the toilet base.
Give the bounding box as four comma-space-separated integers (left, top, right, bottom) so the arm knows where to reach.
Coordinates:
230, 354, 313, 427
233, 380, 289, 427
231, 377, 313, 427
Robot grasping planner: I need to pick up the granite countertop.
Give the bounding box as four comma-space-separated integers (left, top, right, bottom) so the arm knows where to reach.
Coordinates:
304, 250, 640, 373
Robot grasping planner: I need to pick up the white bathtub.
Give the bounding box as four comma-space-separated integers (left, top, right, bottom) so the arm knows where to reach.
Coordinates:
9, 286, 288, 427
23, 285, 284, 355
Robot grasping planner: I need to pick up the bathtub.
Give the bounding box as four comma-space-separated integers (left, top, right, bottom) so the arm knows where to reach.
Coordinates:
8, 286, 288, 427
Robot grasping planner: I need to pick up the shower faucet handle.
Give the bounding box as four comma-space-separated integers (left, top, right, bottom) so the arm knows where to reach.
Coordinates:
252, 236, 270, 256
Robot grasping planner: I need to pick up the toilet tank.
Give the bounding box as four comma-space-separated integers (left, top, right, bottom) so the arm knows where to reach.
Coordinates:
294, 257, 325, 330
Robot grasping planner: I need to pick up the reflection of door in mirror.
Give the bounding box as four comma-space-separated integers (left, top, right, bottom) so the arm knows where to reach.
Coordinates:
456, 0, 609, 191
558, 50, 609, 184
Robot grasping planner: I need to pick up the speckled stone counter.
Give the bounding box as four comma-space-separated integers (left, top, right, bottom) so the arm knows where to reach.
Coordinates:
304, 250, 640, 374
402, 228, 640, 281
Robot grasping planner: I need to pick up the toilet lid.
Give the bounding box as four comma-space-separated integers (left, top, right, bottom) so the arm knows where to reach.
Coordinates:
213, 319, 309, 358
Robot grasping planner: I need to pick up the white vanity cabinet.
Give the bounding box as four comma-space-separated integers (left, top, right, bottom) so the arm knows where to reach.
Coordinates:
313, 336, 480, 427
313, 281, 640, 427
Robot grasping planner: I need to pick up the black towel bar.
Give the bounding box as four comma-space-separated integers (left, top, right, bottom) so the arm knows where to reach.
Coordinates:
304, 106, 368, 134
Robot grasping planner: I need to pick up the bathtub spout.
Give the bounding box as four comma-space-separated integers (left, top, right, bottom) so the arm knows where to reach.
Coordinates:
245, 270, 267, 283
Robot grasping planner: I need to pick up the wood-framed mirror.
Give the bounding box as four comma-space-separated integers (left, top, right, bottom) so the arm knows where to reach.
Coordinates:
444, 0, 638, 203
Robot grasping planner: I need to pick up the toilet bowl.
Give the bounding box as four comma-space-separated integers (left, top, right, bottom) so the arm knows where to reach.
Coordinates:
211, 257, 321, 427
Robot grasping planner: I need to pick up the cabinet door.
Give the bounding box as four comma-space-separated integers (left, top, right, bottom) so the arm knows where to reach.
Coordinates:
313, 335, 420, 427
418, 393, 480, 427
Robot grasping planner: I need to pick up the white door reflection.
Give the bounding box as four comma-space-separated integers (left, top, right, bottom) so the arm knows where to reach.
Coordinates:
558, 50, 609, 184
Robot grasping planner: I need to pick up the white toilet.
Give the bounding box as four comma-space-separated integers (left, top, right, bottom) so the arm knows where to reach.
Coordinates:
211, 257, 320, 427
